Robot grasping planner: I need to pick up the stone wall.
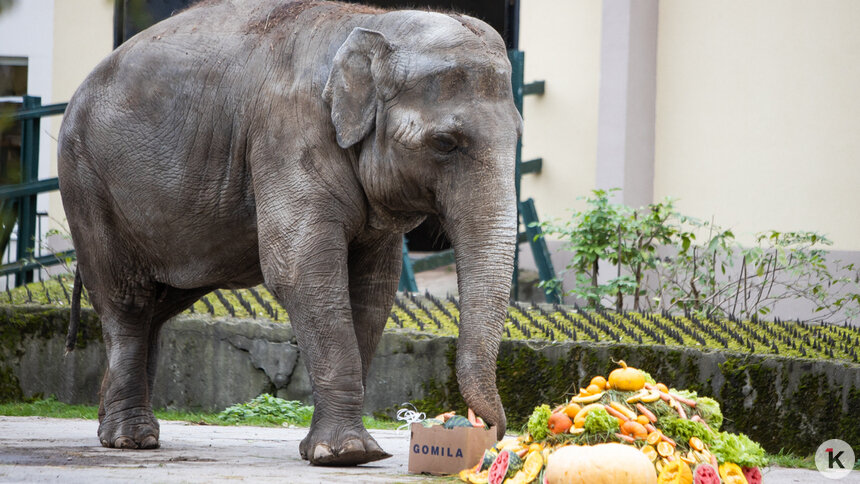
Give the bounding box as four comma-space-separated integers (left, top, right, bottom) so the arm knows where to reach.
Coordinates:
1, 306, 858, 456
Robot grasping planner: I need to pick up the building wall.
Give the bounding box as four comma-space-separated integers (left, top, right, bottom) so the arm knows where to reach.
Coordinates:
654, 0, 860, 250
0, 0, 55, 213
518, 0, 603, 221
47, 0, 114, 239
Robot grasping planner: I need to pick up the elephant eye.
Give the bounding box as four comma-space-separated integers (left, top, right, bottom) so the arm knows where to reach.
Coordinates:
428, 132, 458, 153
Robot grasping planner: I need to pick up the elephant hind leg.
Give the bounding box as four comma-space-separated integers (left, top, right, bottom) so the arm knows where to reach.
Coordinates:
97, 283, 210, 449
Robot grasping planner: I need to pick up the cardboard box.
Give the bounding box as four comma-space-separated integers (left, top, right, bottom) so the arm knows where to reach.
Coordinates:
407, 423, 497, 475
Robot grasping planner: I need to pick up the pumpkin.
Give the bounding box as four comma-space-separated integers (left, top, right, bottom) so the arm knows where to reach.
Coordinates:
608, 360, 646, 391
657, 460, 693, 484
620, 420, 648, 440
718, 463, 748, 484
545, 443, 657, 484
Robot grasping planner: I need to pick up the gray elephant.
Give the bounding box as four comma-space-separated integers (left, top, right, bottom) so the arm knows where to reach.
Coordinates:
58, 0, 520, 466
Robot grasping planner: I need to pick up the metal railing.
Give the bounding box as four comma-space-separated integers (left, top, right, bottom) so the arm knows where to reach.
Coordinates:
0, 96, 73, 287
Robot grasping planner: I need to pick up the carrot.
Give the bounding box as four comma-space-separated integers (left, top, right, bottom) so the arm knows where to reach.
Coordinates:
691, 415, 712, 431
552, 404, 565, 414
615, 432, 636, 443
645, 424, 658, 434
636, 403, 657, 423
671, 399, 687, 419
516, 448, 529, 458
660, 392, 672, 403
604, 404, 630, 422
661, 434, 677, 446
669, 393, 697, 407
644, 383, 655, 390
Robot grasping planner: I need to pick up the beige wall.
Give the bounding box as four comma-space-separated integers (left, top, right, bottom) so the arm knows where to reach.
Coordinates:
519, 0, 603, 221
655, 1, 860, 250
48, 0, 114, 237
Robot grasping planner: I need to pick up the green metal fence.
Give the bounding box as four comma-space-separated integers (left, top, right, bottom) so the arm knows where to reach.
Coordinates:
0, 96, 72, 286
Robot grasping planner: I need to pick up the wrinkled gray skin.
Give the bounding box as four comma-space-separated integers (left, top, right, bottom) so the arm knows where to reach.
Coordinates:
58, 0, 520, 466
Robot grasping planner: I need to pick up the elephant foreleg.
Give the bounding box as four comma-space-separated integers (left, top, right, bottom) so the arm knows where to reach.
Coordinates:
348, 232, 402, 388
260, 221, 389, 466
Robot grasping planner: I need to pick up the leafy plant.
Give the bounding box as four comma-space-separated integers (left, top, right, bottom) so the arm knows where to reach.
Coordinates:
537, 189, 860, 322
216, 393, 313, 426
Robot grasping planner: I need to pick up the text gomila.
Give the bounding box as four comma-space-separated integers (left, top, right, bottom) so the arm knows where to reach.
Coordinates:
412, 444, 464, 458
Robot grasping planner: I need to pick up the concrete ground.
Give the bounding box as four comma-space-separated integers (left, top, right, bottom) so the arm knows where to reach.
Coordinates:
1, 417, 858, 483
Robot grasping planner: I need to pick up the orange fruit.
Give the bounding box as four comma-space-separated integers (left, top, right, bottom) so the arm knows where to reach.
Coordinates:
528, 443, 543, 454
641, 445, 658, 462
636, 415, 650, 426
590, 376, 607, 390
657, 441, 674, 457
647, 430, 663, 445
657, 460, 692, 484
585, 384, 602, 395
563, 403, 582, 419
656, 383, 669, 393
547, 412, 573, 434
689, 437, 704, 452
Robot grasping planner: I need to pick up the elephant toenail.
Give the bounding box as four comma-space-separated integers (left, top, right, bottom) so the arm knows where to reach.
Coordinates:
140, 436, 159, 449
313, 444, 333, 461
341, 439, 365, 453
114, 436, 136, 449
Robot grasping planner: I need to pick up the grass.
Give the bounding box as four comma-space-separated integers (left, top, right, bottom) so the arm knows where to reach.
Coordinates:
0, 396, 399, 430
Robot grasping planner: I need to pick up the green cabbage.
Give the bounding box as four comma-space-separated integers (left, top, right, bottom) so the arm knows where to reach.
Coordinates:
584, 407, 620, 434
709, 431, 768, 468
695, 396, 723, 430
527, 404, 552, 441
658, 415, 717, 445
641, 371, 657, 385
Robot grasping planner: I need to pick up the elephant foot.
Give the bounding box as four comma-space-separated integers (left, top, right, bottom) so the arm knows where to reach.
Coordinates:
299, 424, 391, 466
98, 409, 160, 449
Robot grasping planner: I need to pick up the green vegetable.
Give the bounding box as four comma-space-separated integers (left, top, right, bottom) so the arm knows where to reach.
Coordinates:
694, 397, 723, 430
444, 415, 474, 428
527, 404, 552, 441
710, 431, 768, 468
658, 415, 717, 445
671, 389, 698, 400
583, 407, 620, 434
641, 371, 657, 385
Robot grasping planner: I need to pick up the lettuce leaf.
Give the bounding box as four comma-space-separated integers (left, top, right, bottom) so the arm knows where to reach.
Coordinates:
710, 431, 768, 468
584, 407, 620, 434
527, 404, 552, 441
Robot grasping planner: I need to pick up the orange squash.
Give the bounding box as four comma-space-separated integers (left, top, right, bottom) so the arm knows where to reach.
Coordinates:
608, 360, 646, 391
548, 412, 573, 434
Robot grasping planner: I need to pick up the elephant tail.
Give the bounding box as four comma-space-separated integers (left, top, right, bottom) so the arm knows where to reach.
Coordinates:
64, 269, 83, 354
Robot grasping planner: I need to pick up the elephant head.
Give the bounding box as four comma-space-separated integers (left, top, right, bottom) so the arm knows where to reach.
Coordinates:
324, 13, 521, 439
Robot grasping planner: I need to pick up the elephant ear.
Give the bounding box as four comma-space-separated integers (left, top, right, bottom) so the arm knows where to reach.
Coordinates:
323, 28, 394, 149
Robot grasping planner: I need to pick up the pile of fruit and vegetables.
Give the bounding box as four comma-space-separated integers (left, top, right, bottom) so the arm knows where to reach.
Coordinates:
458, 361, 767, 484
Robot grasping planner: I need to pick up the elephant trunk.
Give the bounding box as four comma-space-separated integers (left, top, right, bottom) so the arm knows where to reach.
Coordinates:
442, 184, 516, 440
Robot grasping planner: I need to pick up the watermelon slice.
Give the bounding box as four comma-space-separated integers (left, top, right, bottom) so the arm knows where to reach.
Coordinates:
444, 415, 474, 428
693, 463, 721, 484
743, 466, 762, 484
480, 449, 498, 472
487, 450, 522, 484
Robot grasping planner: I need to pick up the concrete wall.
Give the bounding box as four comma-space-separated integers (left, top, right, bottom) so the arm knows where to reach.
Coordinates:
2, 307, 858, 455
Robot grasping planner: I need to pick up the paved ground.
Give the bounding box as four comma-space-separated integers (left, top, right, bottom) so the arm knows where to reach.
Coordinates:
0, 417, 858, 483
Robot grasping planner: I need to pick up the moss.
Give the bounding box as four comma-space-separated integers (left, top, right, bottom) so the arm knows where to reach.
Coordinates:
0, 365, 23, 402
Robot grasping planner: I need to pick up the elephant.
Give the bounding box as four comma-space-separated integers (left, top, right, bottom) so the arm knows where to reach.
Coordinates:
58, 0, 520, 466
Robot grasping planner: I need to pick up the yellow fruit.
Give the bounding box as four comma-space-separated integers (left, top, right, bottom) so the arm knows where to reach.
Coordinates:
586, 383, 602, 395
571, 391, 604, 404
689, 437, 704, 452
528, 443, 543, 454
647, 431, 663, 446
590, 376, 608, 389
636, 415, 650, 426
608, 360, 646, 392
657, 460, 692, 484
563, 403, 582, 419
522, 449, 544, 481
656, 383, 669, 393
641, 445, 658, 462
641, 390, 662, 403
657, 441, 674, 457
719, 462, 748, 484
